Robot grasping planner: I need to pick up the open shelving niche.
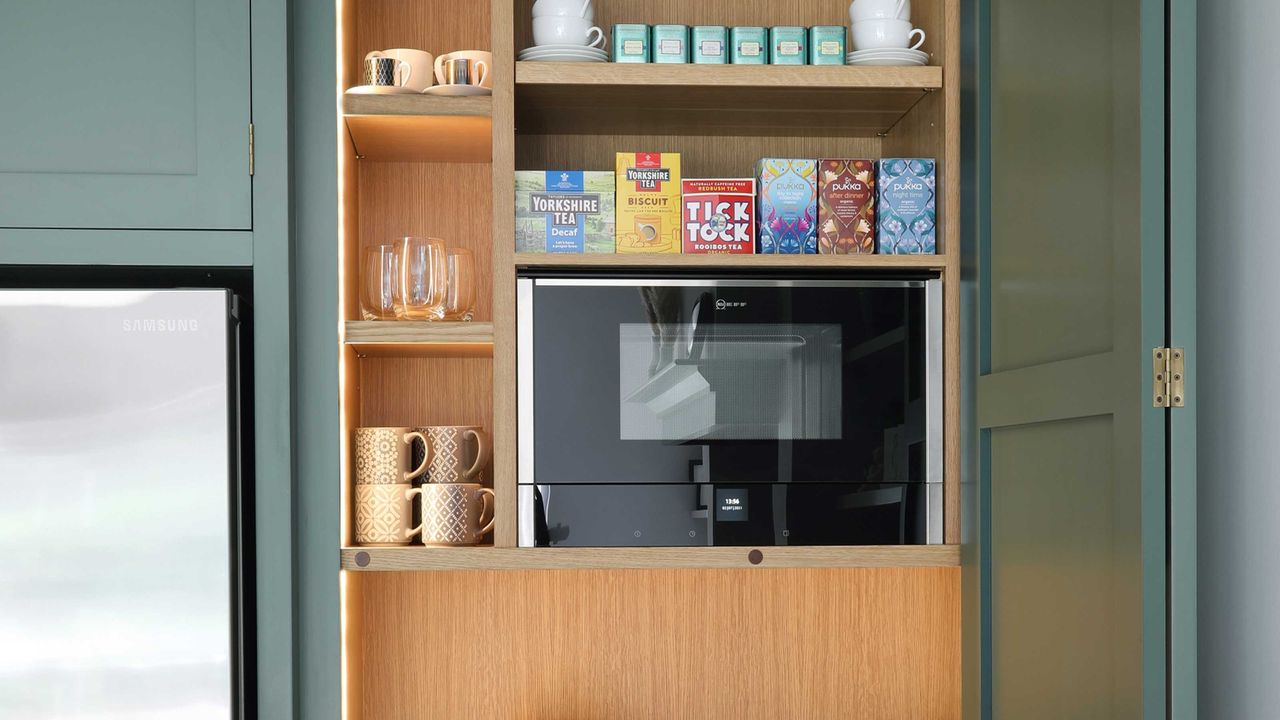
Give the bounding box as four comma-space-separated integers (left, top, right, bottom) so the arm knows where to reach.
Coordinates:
339, 0, 962, 718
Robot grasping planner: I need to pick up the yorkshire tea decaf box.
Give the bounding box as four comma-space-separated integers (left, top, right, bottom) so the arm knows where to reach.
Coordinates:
757, 158, 817, 254
616, 153, 682, 253
682, 178, 756, 254
877, 158, 937, 254
515, 171, 616, 253
818, 159, 876, 254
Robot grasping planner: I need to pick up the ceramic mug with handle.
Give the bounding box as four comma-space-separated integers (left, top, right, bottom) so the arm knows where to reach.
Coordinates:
363, 56, 412, 88
417, 425, 491, 483
407, 483, 496, 546
434, 50, 492, 88
849, 0, 910, 22
532, 16, 606, 48
366, 48, 434, 92
851, 19, 925, 50
354, 483, 417, 545
354, 426, 431, 484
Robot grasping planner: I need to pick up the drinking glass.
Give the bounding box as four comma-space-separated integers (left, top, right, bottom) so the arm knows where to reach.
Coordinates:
443, 248, 477, 321
360, 244, 399, 320
397, 237, 447, 320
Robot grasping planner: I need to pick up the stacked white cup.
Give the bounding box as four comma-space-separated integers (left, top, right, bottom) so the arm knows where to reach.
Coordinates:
848, 0, 926, 52
530, 0, 605, 50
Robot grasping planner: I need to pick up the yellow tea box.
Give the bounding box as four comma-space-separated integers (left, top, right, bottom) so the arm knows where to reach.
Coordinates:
616, 152, 682, 253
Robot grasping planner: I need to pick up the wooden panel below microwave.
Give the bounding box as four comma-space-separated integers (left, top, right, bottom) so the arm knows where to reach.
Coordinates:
345, 566, 960, 719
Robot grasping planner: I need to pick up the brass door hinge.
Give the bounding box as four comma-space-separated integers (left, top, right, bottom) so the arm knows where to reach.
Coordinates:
248, 123, 255, 176
1152, 347, 1186, 408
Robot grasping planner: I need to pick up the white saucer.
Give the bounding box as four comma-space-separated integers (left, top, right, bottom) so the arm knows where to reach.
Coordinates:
522, 43, 609, 53
519, 49, 608, 60
848, 48, 928, 57
846, 49, 929, 66
423, 84, 493, 97
518, 55, 609, 63
346, 84, 418, 95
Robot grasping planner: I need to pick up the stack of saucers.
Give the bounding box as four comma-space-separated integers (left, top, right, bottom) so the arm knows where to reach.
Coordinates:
517, 44, 607, 62
846, 48, 928, 66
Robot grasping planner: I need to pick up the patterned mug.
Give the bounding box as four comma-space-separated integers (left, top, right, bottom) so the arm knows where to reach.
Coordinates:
407, 483, 495, 546
354, 483, 416, 545
355, 427, 431, 485
416, 425, 491, 484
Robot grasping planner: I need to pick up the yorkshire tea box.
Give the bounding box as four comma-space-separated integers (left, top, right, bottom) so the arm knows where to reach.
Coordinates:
616, 152, 682, 253
757, 158, 818, 254
877, 158, 937, 254
818, 159, 876, 254
515, 171, 616, 253
682, 179, 756, 254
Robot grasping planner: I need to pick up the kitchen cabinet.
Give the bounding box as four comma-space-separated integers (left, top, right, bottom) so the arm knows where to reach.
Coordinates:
0, 0, 251, 230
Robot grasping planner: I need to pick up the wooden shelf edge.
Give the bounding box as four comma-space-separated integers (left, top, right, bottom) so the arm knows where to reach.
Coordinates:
344, 320, 495, 358
515, 62, 943, 90
340, 545, 960, 572
343, 92, 492, 117
513, 253, 949, 271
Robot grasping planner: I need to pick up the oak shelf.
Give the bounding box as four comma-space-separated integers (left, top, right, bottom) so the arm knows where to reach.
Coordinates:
344, 320, 494, 358
343, 92, 492, 162
340, 544, 961, 572
514, 62, 943, 136
514, 252, 948, 271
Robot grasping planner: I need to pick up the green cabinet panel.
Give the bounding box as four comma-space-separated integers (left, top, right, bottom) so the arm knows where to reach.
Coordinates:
0, 0, 251, 230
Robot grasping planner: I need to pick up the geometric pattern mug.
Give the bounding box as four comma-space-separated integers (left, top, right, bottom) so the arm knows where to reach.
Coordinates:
417, 425, 490, 484
355, 483, 417, 545
407, 483, 495, 546
355, 427, 430, 485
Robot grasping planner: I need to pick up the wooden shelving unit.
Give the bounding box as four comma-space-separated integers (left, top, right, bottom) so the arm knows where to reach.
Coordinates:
343, 92, 492, 162
514, 251, 948, 270
341, 544, 961, 572
515, 62, 941, 135
344, 320, 494, 357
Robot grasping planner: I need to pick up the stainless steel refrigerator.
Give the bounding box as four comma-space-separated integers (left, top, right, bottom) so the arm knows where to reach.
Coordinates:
0, 289, 246, 720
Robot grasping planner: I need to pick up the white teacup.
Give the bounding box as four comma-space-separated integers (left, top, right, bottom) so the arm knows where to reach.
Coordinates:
434, 50, 492, 88
849, 0, 911, 22
533, 0, 594, 20
366, 48, 434, 92
532, 15, 606, 48
851, 19, 925, 51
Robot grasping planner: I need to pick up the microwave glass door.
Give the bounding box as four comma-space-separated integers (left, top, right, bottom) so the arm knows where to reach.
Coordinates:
518, 276, 941, 547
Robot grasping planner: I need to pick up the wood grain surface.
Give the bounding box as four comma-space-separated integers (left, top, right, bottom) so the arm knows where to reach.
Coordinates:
346, 115, 493, 163
347, 567, 961, 720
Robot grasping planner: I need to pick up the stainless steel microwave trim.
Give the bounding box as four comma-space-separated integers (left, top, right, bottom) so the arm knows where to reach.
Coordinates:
516, 275, 946, 546
534, 278, 927, 289
924, 278, 944, 544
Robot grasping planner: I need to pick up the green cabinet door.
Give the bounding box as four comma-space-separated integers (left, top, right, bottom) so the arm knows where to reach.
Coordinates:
0, 0, 251, 230
973, 0, 1195, 716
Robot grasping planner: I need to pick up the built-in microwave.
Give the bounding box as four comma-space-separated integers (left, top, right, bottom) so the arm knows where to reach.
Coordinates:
517, 273, 943, 547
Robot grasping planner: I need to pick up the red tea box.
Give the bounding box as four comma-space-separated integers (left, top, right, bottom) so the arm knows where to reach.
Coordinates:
681, 179, 756, 254
818, 159, 876, 254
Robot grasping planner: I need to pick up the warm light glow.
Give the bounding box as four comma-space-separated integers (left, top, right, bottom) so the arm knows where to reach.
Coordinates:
336, 2, 350, 719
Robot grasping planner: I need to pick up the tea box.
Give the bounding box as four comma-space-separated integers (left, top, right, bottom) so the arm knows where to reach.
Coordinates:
682, 179, 756, 254
652, 25, 690, 63
809, 26, 846, 65
692, 26, 728, 64
770, 26, 807, 65
515, 171, 616, 253
877, 158, 937, 254
731, 27, 768, 64
756, 159, 818, 254
616, 152, 683, 253
612, 24, 651, 63
818, 159, 876, 254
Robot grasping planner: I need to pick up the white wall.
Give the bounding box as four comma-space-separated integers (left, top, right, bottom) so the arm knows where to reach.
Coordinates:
1198, 0, 1280, 716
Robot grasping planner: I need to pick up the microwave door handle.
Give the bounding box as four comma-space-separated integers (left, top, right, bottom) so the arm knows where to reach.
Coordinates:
687, 291, 714, 363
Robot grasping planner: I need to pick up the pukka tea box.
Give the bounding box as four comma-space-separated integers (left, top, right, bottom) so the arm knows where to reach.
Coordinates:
682, 179, 756, 254
616, 152, 683, 253
515, 170, 616, 253
756, 159, 818, 254
877, 158, 937, 254
818, 159, 876, 254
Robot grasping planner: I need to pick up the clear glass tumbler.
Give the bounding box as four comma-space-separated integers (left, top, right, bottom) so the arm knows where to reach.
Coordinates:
360, 244, 399, 320
397, 236, 447, 320
443, 248, 477, 321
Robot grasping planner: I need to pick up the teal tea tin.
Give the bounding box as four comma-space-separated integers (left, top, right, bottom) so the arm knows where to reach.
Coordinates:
612, 24, 651, 63
730, 26, 768, 64
691, 25, 728, 64
809, 26, 846, 65
652, 24, 690, 63
770, 26, 807, 65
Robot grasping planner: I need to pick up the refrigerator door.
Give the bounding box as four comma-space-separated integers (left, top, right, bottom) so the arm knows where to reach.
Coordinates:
0, 290, 237, 720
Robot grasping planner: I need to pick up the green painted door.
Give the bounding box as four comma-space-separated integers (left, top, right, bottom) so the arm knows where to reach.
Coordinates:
0, 0, 251, 230
975, 0, 1193, 716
